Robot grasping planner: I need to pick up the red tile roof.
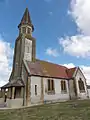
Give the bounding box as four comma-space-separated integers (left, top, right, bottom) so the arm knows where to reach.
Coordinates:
26, 59, 76, 79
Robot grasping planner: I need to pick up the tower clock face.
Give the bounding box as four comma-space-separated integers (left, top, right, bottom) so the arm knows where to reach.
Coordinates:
24, 38, 32, 61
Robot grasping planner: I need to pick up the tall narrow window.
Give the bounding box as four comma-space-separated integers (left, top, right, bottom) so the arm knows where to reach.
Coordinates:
27, 46, 29, 53
47, 79, 55, 94
22, 27, 26, 34
48, 80, 50, 91
35, 85, 37, 95
78, 78, 85, 93
19, 28, 21, 34
51, 80, 54, 90
61, 80, 67, 93
27, 28, 31, 34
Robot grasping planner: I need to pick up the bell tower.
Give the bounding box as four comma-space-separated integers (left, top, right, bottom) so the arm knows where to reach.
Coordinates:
18, 7, 35, 62
11, 8, 36, 79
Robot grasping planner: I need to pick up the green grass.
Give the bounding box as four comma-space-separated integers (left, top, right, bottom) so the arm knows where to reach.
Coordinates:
0, 100, 90, 120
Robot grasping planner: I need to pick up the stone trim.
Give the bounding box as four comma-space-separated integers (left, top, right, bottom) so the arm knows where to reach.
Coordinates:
73, 78, 78, 98
40, 77, 44, 103
8, 88, 11, 98
32, 38, 36, 62
29, 74, 70, 80
12, 87, 15, 99
23, 59, 30, 73
26, 77, 31, 106
21, 87, 24, 98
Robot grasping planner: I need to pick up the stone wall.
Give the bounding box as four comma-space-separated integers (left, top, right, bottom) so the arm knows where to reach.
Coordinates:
69, 79, 76, 99
31, 76, 41, 104
30, 76, 70, 104
43, 78, 69, 101
22, 63, 28, 106
24, 38, 32, 61
6, 98, 23, 108
87, 89, 90, 98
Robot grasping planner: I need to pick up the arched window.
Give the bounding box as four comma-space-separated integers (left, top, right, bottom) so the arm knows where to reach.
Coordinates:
22, 27, 26, 34
27, 28, 31, 34
48, 79, 50, 91
78, 78, 85, 93
47, 79, 55, 94
61, 80, 67, 93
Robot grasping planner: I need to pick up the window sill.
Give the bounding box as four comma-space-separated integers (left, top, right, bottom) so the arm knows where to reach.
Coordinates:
61, 91, 67, 94
80, 90, 85, 93
47, 91, 55, 95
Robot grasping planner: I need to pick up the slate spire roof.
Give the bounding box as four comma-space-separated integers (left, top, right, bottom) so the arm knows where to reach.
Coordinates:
18, 8, 34, 31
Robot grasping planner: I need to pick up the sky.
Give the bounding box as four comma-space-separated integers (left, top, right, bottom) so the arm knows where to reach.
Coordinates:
0, 0, 90, 86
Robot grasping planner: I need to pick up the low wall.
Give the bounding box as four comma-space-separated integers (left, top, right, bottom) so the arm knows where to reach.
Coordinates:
87, 89, 90, 98
6, 98, 23, 108
0, 98, 4, 104
78, 92, 88, 99
44, 93, 69, 101
31, 95, 41, 104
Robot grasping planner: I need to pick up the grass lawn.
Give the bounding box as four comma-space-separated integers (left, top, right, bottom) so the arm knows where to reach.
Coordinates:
0, 100, 90, 120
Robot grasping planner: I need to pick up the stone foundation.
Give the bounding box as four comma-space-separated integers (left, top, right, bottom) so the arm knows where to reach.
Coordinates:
6, 98, 23, 108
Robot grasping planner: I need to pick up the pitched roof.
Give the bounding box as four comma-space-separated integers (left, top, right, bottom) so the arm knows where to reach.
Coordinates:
26, 59, 76, 79
66, 67, 77, 78
1, 78, 24, 88
18, 8, 34, 31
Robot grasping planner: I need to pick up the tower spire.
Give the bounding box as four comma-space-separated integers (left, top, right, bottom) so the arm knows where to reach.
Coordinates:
18, 8, 34, 32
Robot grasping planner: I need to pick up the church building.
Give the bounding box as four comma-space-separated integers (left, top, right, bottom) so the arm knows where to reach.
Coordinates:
1, 8, 89, 108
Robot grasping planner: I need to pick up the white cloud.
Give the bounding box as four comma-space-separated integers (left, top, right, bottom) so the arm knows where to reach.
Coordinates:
63, 63, 75, 68
45, 47, 59, 57
69, 0, 90, 35
80, 66, 90, 84
63, 63, 90, 85
59, 0, 90, 58
59, 35, 90, 58
0, 35, 13, 87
